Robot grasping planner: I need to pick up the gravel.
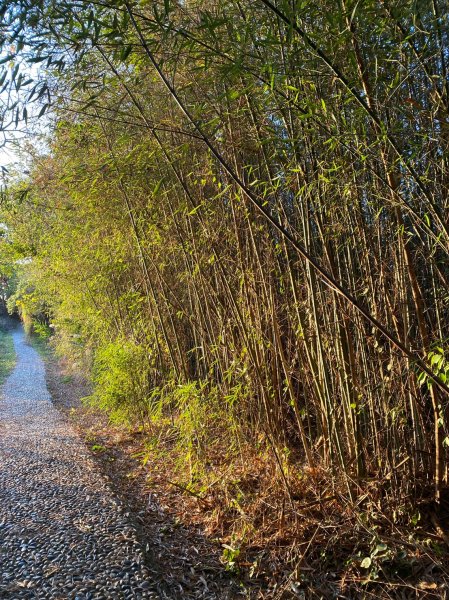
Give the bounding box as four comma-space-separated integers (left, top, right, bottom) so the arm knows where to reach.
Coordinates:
0, 327, 162, 599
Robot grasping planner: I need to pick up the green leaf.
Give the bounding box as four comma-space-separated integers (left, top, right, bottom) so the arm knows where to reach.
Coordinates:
153, 179, 163, 196
431, 353, 444, 368
120, 45, 133, 61
37, 104, 48, 118
372, 543, 387, 555
28, 55, 48, 64
11, 64, 19, 82
360, 557, 371, 569
0, 54, 15, 65
417, 371, 427, 384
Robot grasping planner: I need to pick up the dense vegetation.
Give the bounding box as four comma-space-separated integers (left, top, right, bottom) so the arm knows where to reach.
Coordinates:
1, 0, 449, 593
0, 318, 16, 384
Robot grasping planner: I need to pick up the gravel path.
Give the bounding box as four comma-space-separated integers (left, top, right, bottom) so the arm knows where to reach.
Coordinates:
0, 327, 160, 600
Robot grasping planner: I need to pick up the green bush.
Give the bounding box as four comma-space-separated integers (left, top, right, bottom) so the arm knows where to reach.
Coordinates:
88, 338, 153, 424
0, 326, 16, 384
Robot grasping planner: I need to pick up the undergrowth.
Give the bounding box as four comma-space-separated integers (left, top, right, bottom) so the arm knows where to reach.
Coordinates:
0, 318, 16, 384
38, 329, 449, 598
137, 426, 449, 599
27, 330, 53, 360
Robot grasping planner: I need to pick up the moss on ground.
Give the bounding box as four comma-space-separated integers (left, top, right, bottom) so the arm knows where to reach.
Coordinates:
27, 332, 52, 360
0, 320, 16, 385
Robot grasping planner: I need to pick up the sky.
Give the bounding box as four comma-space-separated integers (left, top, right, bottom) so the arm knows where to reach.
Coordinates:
0, 51, 47, 175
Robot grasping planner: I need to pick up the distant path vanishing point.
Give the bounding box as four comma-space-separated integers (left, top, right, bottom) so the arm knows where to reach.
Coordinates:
0, 326, 160, 600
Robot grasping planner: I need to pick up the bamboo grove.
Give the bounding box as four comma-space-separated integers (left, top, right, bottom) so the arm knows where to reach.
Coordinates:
1, 0, 449, 505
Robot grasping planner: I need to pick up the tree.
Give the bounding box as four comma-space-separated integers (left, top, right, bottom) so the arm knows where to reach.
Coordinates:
1, 0, 449, 506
